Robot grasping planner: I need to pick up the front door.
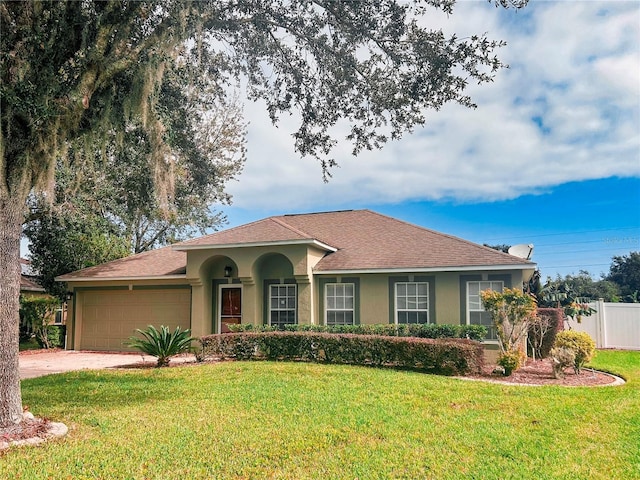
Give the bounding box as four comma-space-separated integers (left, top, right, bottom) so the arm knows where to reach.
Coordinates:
220, 286, 242, 333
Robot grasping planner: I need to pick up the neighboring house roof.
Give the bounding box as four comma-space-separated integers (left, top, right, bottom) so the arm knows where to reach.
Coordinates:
57, 210, 534, 281
20, 258, 45, 292
20, 275, 46, 292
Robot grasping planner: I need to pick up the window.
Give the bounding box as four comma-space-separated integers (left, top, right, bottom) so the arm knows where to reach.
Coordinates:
325, 283, 354, 326
395, 282, 429, 324
467, 281, 503, 340
270, 284, 297, 328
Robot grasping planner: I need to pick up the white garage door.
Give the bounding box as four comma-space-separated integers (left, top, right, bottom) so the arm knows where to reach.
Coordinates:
79, 288, 191, 351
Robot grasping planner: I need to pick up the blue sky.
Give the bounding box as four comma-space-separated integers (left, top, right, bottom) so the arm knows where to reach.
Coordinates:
221, 1, 640, 280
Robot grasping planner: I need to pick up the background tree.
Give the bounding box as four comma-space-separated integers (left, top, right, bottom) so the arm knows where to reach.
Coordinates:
1, 0, 526, 428
23, 206, 130, 300
24, 96, 246, 299
539, 271, 621, 305
484, 243, 511, 253
606, 252, 640, 303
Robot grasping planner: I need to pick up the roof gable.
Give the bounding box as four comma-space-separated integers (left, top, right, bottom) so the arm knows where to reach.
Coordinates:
178, 217, 313, 247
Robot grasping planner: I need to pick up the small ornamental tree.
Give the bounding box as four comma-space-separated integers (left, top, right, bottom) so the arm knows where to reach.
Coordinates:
481, 288, 537, 375
18, 296, 60, 349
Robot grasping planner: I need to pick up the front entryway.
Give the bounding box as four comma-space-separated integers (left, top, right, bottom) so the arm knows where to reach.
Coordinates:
219, 286, 242, 333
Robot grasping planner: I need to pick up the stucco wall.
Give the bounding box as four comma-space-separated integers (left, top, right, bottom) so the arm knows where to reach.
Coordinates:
314, 269, 529, 326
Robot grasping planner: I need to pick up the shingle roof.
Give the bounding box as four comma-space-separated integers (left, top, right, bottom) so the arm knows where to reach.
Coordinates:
20, 275, 45, 292
56, 245, 186, 281
57, 210, 534, 280
266, 210, 532, 271
177, 216, 318, 246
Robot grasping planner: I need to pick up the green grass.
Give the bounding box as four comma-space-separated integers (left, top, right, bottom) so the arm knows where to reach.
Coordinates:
3, 350, 639, 479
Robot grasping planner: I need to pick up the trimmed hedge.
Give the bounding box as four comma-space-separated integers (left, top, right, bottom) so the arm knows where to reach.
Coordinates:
199, 332, 484, 375
227, 323, 487, 342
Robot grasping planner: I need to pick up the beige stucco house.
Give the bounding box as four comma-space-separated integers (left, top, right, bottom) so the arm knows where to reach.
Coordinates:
57, 210, 536, 351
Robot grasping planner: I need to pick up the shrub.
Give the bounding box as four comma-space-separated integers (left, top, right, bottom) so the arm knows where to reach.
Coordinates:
550, 347, 575, 379
127, 325, 195, 367
199, 332, 484, 375
497, 350, 523, 376
527, 308, 563, 360
459, 325, 487, 342
553, 330, 596, 374
226, 323, 487, 341
44, 325, 66, 349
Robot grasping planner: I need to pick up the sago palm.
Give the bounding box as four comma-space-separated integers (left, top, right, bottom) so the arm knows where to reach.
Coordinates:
127, 325, 194, 367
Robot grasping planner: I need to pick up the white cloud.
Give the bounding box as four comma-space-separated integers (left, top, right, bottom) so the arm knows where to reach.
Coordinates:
226, 1, 640, 211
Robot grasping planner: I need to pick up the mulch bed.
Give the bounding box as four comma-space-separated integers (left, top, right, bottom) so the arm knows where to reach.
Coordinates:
470, 357, 621, 386
0, 414, 53, 452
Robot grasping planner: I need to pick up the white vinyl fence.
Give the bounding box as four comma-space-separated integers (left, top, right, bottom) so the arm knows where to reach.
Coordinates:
569, 300, 640, 350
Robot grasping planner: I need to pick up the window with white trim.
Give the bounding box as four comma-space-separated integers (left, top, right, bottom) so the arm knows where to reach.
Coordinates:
325, 283, 355, 326
395, 282, 429, 324
467, 281, 503, 340
270, 284, 297, 328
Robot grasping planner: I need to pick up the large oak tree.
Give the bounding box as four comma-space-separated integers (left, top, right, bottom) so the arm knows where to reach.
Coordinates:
1, 0, 525, 427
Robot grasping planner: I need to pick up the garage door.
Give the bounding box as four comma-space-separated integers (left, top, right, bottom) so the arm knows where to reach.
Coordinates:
79, 288, 191, 351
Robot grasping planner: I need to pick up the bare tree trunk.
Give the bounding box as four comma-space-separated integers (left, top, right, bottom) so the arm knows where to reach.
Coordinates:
0, 193, 24, 427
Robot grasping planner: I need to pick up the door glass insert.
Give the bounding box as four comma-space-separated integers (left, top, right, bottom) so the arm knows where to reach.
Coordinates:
220, 287, 242, 333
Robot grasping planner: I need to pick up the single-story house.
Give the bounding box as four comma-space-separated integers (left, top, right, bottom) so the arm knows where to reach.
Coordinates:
57, 210, 536, 352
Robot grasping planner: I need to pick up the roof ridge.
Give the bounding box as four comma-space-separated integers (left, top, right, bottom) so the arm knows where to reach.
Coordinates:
270, 216, 316, 239
283, 209, 354, 217
176, 216, 280, 246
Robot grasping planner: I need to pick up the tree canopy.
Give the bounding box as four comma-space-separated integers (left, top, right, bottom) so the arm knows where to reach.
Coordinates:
1, 0, 527, 427
606, 252, 640, 302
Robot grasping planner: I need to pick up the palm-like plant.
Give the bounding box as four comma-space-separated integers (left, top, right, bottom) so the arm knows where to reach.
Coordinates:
127, 325, 194, 367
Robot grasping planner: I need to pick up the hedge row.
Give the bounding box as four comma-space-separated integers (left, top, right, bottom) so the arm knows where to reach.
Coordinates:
227, 323, 487, 341
199, 332, 484, 375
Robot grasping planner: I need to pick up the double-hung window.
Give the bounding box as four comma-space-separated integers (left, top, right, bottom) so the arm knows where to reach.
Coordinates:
269, 284, 297, 328
325, 283, 355, 326
467, 281, 503, 340
395, 282, 429, 324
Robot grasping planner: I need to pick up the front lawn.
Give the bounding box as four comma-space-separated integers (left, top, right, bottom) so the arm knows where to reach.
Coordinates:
3, 350, 639, 479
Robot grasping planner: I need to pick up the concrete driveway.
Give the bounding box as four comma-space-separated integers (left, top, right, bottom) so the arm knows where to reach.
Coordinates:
19, 350, 195, 379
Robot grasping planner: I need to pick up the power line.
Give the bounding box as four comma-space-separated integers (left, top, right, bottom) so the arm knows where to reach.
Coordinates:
538, 264, 611, 270
483, 225, 640, 242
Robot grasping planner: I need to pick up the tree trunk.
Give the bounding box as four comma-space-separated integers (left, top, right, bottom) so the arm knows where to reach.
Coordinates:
0, 193, 24, 427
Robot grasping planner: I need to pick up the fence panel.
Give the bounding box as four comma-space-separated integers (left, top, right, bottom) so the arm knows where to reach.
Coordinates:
571, 300, 640, 350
